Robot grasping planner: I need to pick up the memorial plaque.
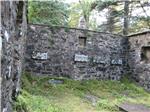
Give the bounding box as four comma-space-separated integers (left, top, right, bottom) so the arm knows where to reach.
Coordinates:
93, 56, 107, 64
111, 59, 122, 65
32, 52, 48, 60
74, 54, 89, 62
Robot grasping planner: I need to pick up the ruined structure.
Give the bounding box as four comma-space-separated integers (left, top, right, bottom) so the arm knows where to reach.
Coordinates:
25, 24, 150, 91
0, 1, 150, 112
78, 17, 88, 29
128, 31, 150, 91
1, 1, 27, 112
25, 24, 128, 80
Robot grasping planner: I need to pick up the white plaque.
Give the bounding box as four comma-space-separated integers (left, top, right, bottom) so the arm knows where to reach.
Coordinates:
74, 54, 88, 62
32, 52, 48, 60
111, 59, 122, 65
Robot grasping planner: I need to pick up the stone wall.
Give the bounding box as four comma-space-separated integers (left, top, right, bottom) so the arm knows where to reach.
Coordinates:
128, 31, 150, 91
0, 1, 150, 112
1, 1, 27, 112
25, 24, 128, 80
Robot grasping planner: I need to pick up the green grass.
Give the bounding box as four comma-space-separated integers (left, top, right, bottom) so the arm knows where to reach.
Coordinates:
13, 72, 150, 112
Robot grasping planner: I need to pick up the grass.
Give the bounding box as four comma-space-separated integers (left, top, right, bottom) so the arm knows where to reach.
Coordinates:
13, 72, 150, 112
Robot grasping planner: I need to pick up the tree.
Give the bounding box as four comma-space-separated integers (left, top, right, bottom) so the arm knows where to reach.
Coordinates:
68, 0, 95, 29
28, 0, 69, 26
94, 0, 150, 34
127, 0, 150, 34
123, 0, 129, 35
96, 0, 120, 33
79, 0, 94, 28
68, 3, 82, 27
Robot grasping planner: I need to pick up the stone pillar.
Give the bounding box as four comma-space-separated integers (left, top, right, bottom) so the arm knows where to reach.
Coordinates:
0, 30, 2, 112
78, 16, 88, 29
1, 1, 27, 112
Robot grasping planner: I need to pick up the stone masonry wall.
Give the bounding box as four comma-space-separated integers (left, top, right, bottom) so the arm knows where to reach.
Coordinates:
0, 1, 150, 112
1, 1, 27, 112
25, 24, 128, 80
128, 31, 150, 91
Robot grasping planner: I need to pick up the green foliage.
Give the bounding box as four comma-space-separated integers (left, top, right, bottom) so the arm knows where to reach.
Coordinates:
68, 0, 95, 28
96, 0, 118, 11
13, 90, 65, 112
14, 72, 150, 112
79, 0, 94, 27
13, 90, 29, 112
28, 0, 69, 26
95, 0, 123, 33
97, 99, 120, 111
28, 0, 150, 34
129, 17, 150, 33
68, 3, 82, 27
95, 0, 150, 34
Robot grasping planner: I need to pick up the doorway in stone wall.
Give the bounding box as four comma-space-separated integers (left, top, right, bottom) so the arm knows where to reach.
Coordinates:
141, 46, 150, 63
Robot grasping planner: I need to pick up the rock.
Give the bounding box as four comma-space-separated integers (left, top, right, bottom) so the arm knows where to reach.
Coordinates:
48, 79, 64, 85
117, 102, 150, 112
84, 94, 99, 106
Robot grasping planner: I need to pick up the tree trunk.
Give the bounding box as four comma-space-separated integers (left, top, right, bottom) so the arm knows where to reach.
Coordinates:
107, 7, 115, 33
123, 0, 129, 35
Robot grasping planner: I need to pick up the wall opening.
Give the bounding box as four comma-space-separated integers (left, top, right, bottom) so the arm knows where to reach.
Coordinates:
16, 1, 24, 24
79, 37, 86, 48
141, 46, 150, 63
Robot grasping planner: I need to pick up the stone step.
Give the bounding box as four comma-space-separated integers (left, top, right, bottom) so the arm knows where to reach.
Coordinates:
117, 102, 150, 112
